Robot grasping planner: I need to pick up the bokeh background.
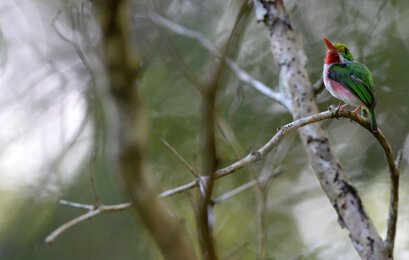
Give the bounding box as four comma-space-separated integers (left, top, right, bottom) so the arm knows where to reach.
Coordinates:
0, 0, 409, 259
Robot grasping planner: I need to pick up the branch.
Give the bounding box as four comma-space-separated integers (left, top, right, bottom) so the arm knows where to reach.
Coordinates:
148, 13, 291, 110
51, 9, 94, 78
94, 1, 197, 259
45, 201, 132, 244
384, 151, 401, 256
212, 167, 282, 204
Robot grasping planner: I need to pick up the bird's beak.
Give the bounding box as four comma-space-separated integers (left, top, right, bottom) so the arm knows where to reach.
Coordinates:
323, 36, 336, 51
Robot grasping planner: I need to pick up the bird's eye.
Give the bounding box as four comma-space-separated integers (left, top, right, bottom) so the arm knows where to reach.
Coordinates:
345, 49, 349, 55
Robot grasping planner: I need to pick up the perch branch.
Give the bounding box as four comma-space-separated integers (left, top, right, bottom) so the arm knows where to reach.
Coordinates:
46, 107, 398, 246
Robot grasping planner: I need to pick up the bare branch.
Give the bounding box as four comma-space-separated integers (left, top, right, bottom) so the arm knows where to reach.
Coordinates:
378, 143, 400, 256
148, 13, 291, 110
45, 202, 132, 244
151, 128, 199, 178
59, 200, 93, 210
213, 180, 257, 204
51, 9, 94, 78
213, 167, 282, 204
51, 10, 72, 43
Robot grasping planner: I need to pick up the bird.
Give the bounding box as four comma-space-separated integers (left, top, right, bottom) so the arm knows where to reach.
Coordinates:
322, 36, 377, 132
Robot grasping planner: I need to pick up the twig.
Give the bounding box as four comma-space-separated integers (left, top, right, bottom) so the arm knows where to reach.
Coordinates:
258, 187, 267, 260
382, 148, 400, 256
257, 153, 279, 259
89, 146, 101, 205
45, 202, 132, 244
51, 10, 72, 43
213, 167, 282, 204
213, 180, 257, 204
51, 9, 94, 78
148, 13, 291, 110
59, 200, 93, 210
151, 128, 199, 177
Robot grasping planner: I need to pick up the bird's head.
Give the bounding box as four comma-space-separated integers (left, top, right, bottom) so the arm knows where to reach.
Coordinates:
323, 36, 355, 64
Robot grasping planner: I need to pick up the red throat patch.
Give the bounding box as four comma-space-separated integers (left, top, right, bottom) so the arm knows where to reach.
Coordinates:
324, 51, 341, 64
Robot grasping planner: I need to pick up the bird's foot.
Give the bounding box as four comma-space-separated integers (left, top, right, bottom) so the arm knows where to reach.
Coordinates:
352, 105, 362, 117
340, 104, 349, 112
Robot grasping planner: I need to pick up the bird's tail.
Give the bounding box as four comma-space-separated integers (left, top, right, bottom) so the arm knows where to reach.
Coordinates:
368, 108, 377, 132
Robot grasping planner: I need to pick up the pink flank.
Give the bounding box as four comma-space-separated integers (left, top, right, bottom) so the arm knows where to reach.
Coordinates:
326, 77, 361, 106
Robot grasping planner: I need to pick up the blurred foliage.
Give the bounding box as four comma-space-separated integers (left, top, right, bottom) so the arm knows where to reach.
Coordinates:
0, 0, 408, 259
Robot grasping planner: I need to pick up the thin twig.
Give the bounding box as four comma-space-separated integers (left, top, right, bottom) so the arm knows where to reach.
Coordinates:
213, 180, 257, 204
59, 200, 93, 210
51, 10, 72, 43
151, 128, 199, 177
148, 13, 291, 110
89, 146, 101, 205
213, 167, 282, 204
257, 153, 279, 259
51, 9, 94, 78
45, 202, 132, 244
258, 188, 267, 260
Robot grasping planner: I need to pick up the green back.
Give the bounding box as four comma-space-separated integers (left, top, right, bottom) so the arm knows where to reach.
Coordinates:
328, 62, 376, 108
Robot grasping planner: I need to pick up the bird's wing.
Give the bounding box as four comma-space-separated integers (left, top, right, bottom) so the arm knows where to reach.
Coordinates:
329, 62, 376, 108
